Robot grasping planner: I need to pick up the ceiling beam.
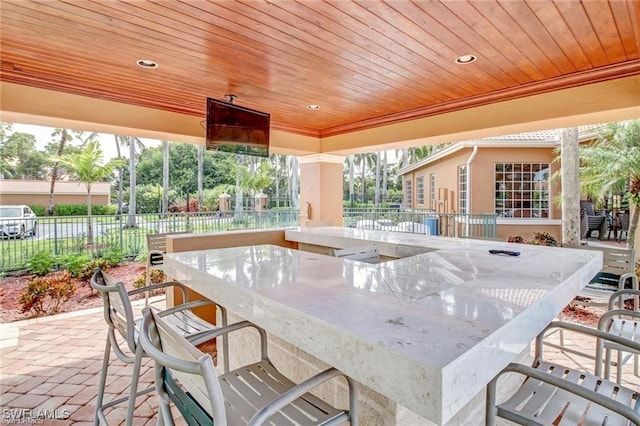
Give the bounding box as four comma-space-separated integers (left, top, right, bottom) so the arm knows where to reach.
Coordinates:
2, 75, 639, 157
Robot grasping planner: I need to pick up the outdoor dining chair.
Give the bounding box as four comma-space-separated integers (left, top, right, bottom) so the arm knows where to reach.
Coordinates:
486, 321, 640, 425
139, 307, 359, 426
597, 288, 640, 383
617, 211, 630, 242
90, 268, 229, 426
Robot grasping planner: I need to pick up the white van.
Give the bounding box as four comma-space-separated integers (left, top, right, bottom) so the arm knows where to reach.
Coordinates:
0, 205, 38, 238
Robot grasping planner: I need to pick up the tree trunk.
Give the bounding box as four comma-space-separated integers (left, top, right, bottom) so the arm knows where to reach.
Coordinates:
374, 152, 381, 206
127, 136, 137, 227
197, 145, 204, 211
349, 155, 355, 207
628, 204, 638, 250
289, 156, 299, 209
382, 151, 388, 204
86, 183, 93, 245
49, 129, 68, 215
361, 158, 366, 205
561, 128, 581, 246
274, 154, 280, 208
114, 135, 124, 216
235, 154, 243, 212
162, 141, 169, 214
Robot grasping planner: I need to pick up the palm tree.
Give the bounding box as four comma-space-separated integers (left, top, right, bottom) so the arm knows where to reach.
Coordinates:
127, 136, 137, 227
113, 135, 145, 222
48, 129, 70, 215
348, 155, 355, 206
381, 150, 388, 204
271, 154, 290, 207
410, 145, 433, 164
113, 135, 125, 216
288, 156, 299, 209
162, 141, 169, 214
355, 153, 376, 204
55, 140, 124, 244
234, 154, 244, 212
197, 145, 204, 210
579, 120, 640, 249
374, 151, 381, 206
48, 129, 99, 214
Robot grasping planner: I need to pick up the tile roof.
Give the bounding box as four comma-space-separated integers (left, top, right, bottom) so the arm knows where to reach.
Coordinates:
398, 123, 609, 175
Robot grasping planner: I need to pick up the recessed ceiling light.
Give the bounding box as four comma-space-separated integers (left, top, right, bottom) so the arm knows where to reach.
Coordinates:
307, 105, 320, 110
137, 59, 159, 69
455, 54, 477, 65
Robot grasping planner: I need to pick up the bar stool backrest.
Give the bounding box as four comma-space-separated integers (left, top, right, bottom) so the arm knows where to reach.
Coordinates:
141, 308, 228, 425
90, 268, 137, 354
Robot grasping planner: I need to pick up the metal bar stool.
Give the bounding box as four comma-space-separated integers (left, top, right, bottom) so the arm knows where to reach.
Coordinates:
140, 307, 359, 426
90, 268, 228, 425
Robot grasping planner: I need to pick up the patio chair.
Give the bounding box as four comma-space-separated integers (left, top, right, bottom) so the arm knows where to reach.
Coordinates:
332, 244, 380, 263
617, 211, 630, 242
597, 288, 640, 383
579, 200, 606, 239
90, 268, 228, 426
139, 307, 359, 426
571, 246, 636, 308
486, 321, 640, 425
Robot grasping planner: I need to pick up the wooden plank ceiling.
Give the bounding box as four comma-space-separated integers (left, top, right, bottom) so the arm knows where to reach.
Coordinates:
1, 0, 639, 138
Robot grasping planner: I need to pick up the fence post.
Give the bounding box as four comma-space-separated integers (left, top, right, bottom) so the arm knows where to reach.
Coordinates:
53, 217, 59, 257
119, 216, 124, 256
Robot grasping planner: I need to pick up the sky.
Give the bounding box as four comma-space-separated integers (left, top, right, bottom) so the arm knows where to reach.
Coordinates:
9, 122, 160, 160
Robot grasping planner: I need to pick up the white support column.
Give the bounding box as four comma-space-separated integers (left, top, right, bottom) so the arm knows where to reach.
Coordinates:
561, 128, 581, 245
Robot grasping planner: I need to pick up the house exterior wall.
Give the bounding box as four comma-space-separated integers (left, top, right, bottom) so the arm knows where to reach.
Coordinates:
0, 193, 109, 207
0, 179, 111, 208
404, 150, 470, 212
403, 146, 562, 242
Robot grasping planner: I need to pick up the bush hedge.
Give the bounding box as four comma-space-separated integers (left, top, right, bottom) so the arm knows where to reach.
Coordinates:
29, 205, 47, 216
53, 204, 117, 216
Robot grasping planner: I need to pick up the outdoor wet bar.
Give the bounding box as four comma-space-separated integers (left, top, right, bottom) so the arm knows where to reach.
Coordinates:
164, 227, 602, 425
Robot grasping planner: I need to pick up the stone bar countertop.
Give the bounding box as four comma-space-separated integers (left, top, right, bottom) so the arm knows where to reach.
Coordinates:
164, 227, 601, 424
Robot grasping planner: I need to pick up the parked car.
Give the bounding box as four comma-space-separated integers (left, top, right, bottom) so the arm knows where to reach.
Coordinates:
0, 205, 37, 238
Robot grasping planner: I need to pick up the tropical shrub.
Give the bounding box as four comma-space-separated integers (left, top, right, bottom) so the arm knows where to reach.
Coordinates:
530, 232, 558, 247
102, 247, 125, 267
19, 273, 76, 316
507, 233, 557, 246
28, 251, 56, 275
133, 269, 167, 297
77, 258, 110, 282
58, 253, 92, 277
507, 235, 526, 244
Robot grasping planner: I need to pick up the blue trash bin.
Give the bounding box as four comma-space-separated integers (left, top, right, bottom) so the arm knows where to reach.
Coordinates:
423, 217, 439, 236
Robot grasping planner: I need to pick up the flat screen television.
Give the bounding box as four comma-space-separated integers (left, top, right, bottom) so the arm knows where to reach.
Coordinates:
205, 97, 270, 157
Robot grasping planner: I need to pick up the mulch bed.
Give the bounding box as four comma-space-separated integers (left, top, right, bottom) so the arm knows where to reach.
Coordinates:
0, 262, 146, 323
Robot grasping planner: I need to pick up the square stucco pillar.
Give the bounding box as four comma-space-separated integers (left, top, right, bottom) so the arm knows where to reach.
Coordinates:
299, 154, 344, 227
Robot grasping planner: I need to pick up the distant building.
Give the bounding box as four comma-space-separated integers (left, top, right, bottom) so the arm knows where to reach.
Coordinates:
398, 129, 599, 242
0, 179, 111, 207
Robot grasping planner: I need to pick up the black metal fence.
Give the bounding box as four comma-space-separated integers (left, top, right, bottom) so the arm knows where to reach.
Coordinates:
1, 208, 497, 273
0, 210, 300, 272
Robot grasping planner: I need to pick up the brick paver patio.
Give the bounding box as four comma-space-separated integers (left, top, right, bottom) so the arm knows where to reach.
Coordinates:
1, 299, 638, 425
